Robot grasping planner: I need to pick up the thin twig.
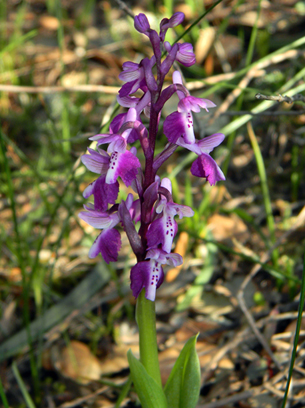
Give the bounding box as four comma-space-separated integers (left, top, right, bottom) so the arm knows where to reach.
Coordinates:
213, 49, 305, 119
114, 0, 135, 18
57, 386, 108, 408
256, 93, 305, 104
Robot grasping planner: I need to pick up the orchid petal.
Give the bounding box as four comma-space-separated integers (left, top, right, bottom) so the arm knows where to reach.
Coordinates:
79, 210, 119, 229
190, 153, 225, 185
81, 149, 109, 174
197, 133, 225, 154
83, 176, 119, 212
130, 260, 164, 301
89, 228, 121, 263
163, 111, 195, 144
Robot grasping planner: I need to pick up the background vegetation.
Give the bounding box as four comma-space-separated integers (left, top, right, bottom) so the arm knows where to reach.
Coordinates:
1, 0, 305, 407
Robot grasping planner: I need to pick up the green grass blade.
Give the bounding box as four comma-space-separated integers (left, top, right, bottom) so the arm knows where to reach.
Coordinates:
0, 378, 9, 408
245, 0, 262, 66
173, 0, 223, 44
0, 29, 37, 56
114, 376, 133, 408
247, 122, 278, 263
12, 362, 36, 408
281, 252, 305, 408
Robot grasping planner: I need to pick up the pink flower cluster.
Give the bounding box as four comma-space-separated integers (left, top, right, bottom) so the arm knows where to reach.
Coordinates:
80, 12, 225, 301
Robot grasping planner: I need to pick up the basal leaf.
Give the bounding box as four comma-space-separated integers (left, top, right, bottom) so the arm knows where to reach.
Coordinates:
164, 334, 200, 408
127, 350, 168, 408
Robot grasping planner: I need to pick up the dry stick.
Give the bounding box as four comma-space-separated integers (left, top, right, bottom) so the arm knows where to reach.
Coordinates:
220, 110, 305, 116
237, 205, 305, 370
202, 310, 303, 385
213, 49, 305, 119
199, 346, 305, 408
187, 72, 237, 91
203, 207, 305, 377
256, 93, 305, 104
57, 386, 108, 408
114, 0, 135, 18
0, 84, 120, 94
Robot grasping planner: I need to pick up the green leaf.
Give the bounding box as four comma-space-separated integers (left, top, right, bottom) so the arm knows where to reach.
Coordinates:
127, 350, 168, 408
164, 335, 201, 408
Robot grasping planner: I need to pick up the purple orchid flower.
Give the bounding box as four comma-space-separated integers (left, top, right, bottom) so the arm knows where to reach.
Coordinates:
163, 71, 216, 145
80, 12, 226, 301
164, 42, 196, 67
88, 109, 142, 187
159, 12, 185, 42
79, 194, 140, 263
147, 178, 194, 252
118, 58, 156, 97
130, 248, 182, 301
177, 134, 226, 185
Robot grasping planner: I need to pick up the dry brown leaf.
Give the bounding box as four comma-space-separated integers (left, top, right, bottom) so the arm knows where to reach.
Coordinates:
166, 231, 189, 282
195, 27, 216, 64
208, 213, 248, 241
39, 16, 60, 31
101, 344, 139, 375
175, 319, 221, 343
43, 341, 103, 384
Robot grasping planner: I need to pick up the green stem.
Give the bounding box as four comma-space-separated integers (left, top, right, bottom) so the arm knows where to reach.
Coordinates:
136, 289, 162, 386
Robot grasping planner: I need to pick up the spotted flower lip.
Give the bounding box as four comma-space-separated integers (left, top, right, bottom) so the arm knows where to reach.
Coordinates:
130, 248, 183, 301
163, 71, 217, 145
147, 178, 194, 253
105, 149, 140, 186
163, 110, 196, 144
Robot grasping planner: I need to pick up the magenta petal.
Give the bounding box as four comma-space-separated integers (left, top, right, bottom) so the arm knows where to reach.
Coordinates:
197, 133, 225, 153
106, 150, 141, 186
178, 96, 216, 113
130, 260, 164, 301
147, 215, 178, 253
119, 63, 141, 82
168, 12, 184, 27
108, 136, 127, 153
147, 248, 183, 267
81, 149, 109, 174
109, 113, 127, 133
163, 111, 195, 144
89, 228, 121, 263
191, 153, 225, 185
83, 176, 119, 212
134, 13, 150, 34
130, 261, 147, 298
176, 43, 196, 67
79, 210, 116, 229
119, 80, 140, 98
163, 111, 186, 144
